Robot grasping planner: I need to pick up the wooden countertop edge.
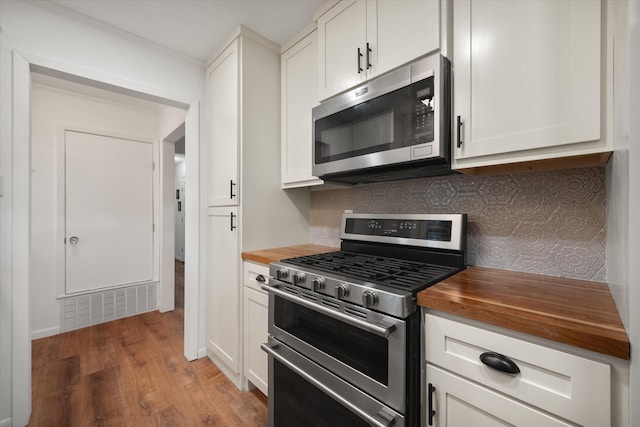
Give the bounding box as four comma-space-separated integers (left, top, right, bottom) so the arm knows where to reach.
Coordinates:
241, 244, 338, 265
421, 297, 629, 360
418, 270, 631, 360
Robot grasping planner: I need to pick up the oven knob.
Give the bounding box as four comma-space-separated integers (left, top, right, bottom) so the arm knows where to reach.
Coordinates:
362, 290, 378, 308
334, 283, 350, 299
293, 272, 306, 286
312, 277, 325, 291
276, 268, 289, 281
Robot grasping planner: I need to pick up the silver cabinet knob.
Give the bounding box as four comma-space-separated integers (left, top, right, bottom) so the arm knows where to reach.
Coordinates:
69, 236, 79, 244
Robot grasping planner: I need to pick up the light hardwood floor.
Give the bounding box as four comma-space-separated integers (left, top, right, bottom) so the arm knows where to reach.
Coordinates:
29, 263, 267, 426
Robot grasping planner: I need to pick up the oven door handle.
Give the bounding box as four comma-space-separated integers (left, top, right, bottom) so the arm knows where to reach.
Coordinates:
262, 284, 396, 338
261, 341, 396, 427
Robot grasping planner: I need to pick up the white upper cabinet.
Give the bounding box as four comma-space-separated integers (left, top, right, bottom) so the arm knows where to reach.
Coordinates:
281, 28, 323, 188
453, 0, 608, 170
369, 0, 440, 80
317, 0, 441, 101
207, 39, 239, 206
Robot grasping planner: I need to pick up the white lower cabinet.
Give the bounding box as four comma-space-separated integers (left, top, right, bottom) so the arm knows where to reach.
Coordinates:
243, 261, 269, 396
206, 207, 240, 378
424, 313, 612, 427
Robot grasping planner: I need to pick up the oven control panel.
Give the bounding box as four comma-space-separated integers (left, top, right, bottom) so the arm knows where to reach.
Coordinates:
340, 213, 466, 252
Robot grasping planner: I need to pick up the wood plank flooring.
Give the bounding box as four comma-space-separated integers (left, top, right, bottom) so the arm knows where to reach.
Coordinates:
175, 260, 184, 310
29, 268, 267, 426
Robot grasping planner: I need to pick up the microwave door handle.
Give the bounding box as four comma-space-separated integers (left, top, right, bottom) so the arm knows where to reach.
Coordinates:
261, 283, 396, 338
261, 341, 395, 427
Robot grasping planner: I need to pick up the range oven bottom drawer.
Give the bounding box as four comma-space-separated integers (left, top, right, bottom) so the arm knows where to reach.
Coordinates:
262, 338, 404, 427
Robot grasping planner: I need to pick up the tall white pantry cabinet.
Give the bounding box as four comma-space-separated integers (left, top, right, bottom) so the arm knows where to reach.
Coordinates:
205, 26, 310, 388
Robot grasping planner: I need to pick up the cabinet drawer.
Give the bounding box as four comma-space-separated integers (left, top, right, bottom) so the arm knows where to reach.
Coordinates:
243, 261, 269, 292
424, 314, 610, 427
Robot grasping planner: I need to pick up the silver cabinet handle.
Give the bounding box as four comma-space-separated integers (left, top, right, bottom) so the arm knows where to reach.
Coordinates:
261, 341, 395, 427
69, 236, 79, 244
261, 282, 396, 338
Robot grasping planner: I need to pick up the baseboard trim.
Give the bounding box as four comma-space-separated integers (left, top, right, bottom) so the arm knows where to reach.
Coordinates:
197, 346, 208, 359
32, 326, 60, 340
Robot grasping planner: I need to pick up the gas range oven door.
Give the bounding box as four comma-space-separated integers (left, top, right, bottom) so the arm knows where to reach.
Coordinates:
264, 279, 420, 416
262, 337, 404, 427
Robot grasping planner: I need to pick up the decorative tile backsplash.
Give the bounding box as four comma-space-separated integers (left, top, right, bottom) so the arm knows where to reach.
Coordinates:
310, 167, 606, 281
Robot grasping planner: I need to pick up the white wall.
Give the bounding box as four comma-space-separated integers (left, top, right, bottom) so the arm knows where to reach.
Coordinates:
606, 1, 639, 426
0, 1, 205, 424
625, 1, 640, 424
0, 45, 15, 427
30, 82, 161, 338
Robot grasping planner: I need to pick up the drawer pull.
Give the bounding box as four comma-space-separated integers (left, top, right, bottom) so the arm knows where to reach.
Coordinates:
427, 382, 436, 426
480, 351, 520, 375
255, 274, 266, 283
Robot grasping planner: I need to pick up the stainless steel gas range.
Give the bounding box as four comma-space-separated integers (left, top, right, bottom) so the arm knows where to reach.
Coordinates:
261, 213, 467, 427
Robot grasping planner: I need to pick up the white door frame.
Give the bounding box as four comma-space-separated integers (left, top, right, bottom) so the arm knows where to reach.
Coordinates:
9, 50, 203, 424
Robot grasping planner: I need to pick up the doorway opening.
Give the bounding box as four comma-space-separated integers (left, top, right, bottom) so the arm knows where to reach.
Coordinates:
174, 137, 186, 312
27, 68, 196, 353
8, 50, 202, 426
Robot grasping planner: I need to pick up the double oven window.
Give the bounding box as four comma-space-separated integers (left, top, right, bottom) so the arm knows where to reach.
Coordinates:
274, 297, 389, 385
273, 360, 371, 427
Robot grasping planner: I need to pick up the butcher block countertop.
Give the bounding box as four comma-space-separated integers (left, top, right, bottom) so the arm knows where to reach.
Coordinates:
241, 244, 338, 265
418, 266, 630, 360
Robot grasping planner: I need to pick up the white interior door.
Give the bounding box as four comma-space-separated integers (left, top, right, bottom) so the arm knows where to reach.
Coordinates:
65, 130, 154, 294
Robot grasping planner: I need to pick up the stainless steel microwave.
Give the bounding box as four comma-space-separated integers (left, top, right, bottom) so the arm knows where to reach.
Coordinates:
312, 53, 452, 184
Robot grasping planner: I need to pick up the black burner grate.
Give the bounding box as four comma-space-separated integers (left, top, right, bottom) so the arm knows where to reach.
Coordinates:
283, 251, 457, 292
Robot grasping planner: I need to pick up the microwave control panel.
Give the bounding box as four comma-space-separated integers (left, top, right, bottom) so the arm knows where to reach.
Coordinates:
413, 77, 435, 144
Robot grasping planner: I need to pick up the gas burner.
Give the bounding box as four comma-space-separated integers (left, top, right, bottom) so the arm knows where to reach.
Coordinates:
269, 213, 467, 318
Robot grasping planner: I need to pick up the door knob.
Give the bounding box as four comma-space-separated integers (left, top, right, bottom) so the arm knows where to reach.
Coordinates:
69, 236, 79, 244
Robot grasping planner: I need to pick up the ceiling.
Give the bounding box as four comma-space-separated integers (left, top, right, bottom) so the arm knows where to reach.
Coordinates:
32, 0, 326, 65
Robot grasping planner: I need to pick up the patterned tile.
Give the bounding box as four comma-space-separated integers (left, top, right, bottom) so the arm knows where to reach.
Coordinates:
425, 179, 457, 206
547, 168, 606, 205
476, 206, 519, 237
309, 167, 607, 281
475, 236, 519, 270
477, 175, 518, 206
549, 205, 604, 242
548, 242, 606, 279
512, 222, 556, 257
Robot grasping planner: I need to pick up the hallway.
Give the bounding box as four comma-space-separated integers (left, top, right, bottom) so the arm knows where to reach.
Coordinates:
28, 262, 267, 426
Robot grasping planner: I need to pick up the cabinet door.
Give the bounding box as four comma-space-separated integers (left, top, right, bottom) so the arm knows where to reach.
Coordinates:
427, 365, 573, 427
453, 0, 601, 161
244, 287, 269, 396
207, 39, 239, 206
206, 207, 239, 373
317, 0, 367, 101
367, 0, 440, 79
281, 30, 323, 188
